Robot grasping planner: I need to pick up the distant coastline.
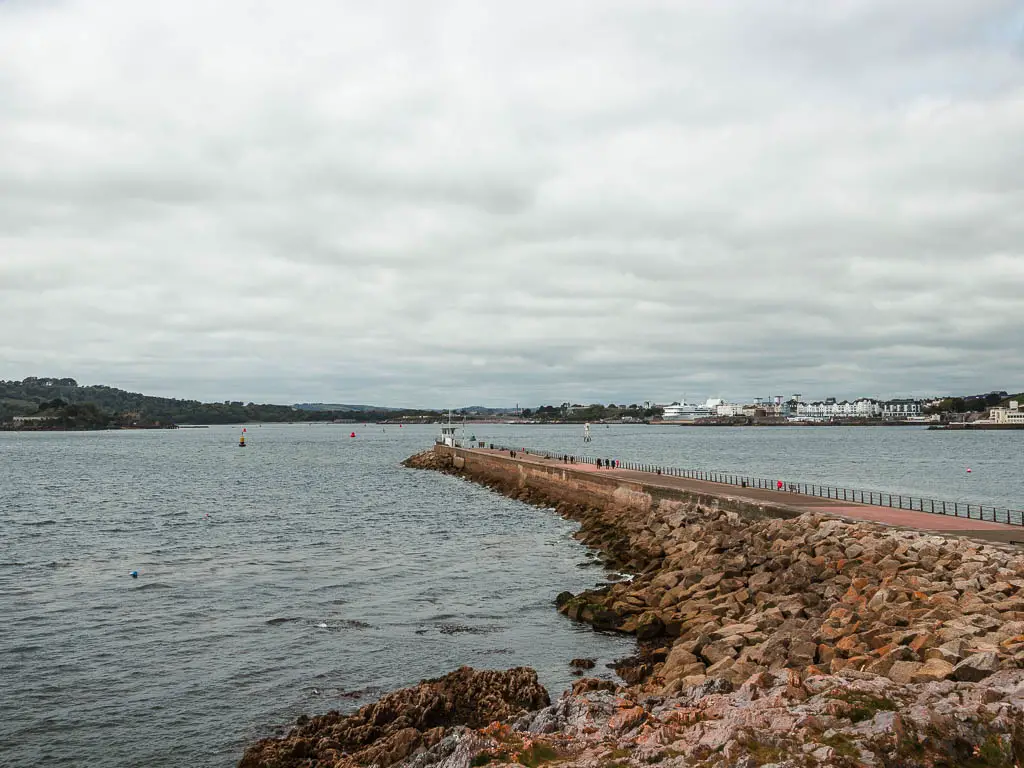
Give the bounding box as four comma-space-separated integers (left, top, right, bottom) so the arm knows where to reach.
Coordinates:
0, 377, 441, 430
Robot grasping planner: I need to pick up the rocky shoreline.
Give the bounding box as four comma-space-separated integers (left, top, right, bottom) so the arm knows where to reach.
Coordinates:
239, 449, 1024, 767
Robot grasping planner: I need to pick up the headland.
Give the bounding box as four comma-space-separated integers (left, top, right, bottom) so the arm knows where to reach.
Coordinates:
240, 445, 1024, 768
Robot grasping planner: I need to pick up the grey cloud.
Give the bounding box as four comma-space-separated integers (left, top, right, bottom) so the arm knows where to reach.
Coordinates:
1, 0, 1022, 406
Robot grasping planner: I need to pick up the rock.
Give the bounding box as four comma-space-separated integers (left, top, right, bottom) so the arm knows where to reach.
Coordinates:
681, 675, 733, 702
592, 608, 621, 631
636, 612, 665, 640
788, 639, 818, 667
386, 454, 1024, 768
908, 632, 936, 654
926, 638, 968, 664
866, 645, 918, 676
714, 623, 759, 638
910, 658, 955, 682
701, 641, 738, 666
953, 651, 1001, 682
238, 667, 549, 768
662, 645, 701, 682
706, 657, 735, 676
701, 572, 724, 588
607, 705, 646, 733
404, 727, 491, 768
570, 658, 596, 670
887, 661, 923, 684
571, 677, 617, 694
817, 643, 835, 665
868, 587, 891, 612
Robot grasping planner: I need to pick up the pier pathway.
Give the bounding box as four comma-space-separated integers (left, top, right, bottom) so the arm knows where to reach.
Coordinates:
469, 447, 1023, 544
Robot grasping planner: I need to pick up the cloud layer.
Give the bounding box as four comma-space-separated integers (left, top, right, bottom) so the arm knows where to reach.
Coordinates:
1, 0, 1022, 405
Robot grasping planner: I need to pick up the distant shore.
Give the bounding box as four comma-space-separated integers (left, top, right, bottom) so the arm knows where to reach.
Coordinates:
0, 424, 180, 432
491, 420, 935, 427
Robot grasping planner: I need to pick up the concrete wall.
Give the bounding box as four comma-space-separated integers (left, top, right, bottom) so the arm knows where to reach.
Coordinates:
434, 445, 796, 522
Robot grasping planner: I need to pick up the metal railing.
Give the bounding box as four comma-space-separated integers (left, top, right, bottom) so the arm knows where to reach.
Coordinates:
475, 442, 1024, 526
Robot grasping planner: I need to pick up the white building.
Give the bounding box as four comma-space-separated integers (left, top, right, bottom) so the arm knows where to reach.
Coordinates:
715, 403, 746, 417
11, 415, 47, 424
988, 401, 1024, 424
791, 397, 923, 420
881, 399, 922, 420
852, 398, 882, 417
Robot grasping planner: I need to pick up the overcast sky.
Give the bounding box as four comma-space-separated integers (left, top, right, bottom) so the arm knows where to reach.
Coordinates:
1, 1, 1022, 407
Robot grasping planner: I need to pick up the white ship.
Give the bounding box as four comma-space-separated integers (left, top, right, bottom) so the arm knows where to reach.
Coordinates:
661, 400, 715, 420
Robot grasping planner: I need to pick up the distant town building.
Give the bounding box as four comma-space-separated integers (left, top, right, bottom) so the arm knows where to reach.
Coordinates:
715, 403, 746, 417
881, 399, 922, 419
654, 394, 928, 422
988, 401, 1024, 424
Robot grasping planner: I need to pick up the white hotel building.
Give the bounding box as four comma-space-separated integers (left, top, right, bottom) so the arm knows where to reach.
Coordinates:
792, 398, 922, 420
986, 401, 1024, 424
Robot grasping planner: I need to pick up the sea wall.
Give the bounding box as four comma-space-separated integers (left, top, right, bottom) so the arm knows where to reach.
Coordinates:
239, 448, 1024, 768
433, 444, 800, 524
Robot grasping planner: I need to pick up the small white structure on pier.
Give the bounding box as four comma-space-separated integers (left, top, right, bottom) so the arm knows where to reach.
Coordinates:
439, 424, 460, 447
438, 410, 466, 447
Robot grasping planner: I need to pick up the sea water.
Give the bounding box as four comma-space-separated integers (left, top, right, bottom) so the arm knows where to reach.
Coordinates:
0, 424, 633, 767
1, 422, 1021, 767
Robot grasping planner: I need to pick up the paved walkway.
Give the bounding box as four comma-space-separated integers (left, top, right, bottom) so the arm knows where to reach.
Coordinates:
470, 448, 1023, 542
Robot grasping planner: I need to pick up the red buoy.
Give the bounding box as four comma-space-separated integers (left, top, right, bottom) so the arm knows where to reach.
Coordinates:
350, 432, 356, 438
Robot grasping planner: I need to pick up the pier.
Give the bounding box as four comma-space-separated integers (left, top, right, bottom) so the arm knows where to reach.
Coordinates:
436, 444, 1024, 544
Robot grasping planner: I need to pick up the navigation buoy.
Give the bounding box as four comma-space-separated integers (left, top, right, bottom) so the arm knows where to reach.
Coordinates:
350, 432, 356, 438
130, 570, 138, 579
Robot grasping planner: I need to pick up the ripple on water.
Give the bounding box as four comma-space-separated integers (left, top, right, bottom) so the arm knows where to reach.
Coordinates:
0, 425, 642, 768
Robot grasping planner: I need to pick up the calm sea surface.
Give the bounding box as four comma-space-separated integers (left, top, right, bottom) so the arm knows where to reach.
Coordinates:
1, 423, 1022, 767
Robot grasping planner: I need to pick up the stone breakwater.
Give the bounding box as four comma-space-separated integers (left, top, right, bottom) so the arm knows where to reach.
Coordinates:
239, 449, 1024, 767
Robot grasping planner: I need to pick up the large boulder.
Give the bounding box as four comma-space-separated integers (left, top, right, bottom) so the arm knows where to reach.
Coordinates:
238, 667, 550, 768
910, 658, 955, 683
953, 652, 1001, 683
